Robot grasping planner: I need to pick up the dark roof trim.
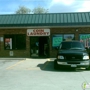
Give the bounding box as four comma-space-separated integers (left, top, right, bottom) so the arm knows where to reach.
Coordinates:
0, 22, 89, 27
0, 25, 90, 29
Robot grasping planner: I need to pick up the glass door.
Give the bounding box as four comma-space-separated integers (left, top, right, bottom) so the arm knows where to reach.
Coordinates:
30, 36, 49, 58
30, 37, 39, 57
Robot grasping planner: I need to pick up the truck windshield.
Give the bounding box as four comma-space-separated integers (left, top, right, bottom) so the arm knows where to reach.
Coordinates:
60, 42, 85, 50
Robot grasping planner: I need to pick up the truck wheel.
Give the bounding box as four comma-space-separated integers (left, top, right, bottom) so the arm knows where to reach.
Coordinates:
86, 65, 90, 70
54, 60, 58, 70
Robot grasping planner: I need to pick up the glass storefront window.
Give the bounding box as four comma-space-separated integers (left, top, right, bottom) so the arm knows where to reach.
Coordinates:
79, 34, 90, 48
4, 34, 26, 50
64, 34, 75, 41
52, 34, 75, 48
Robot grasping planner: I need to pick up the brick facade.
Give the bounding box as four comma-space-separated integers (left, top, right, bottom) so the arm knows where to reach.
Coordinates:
0, 27, 90, 58
0, 28, 30, 58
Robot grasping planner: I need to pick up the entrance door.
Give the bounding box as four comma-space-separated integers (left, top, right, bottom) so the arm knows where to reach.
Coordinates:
30, 36, 49, 58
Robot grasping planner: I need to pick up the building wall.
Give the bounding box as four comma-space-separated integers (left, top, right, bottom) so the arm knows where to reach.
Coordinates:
0, 29, 30, 58
0, 27, 90, 58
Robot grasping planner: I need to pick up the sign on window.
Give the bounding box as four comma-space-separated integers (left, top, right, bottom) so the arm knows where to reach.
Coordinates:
80, 34, 90, 48
53, 37, 62, 47
64, 34, 74, 41
52, 35, 63, 47
5, 38, 12, 49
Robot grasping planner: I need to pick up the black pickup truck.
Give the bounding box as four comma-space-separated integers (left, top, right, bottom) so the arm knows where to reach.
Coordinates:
54, 41, 90, 70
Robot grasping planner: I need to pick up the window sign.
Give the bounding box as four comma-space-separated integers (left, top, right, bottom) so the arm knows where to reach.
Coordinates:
52, 35, 63, 47
80, 34, 90, 48
64, 34, 74, 41
9, 51, 13, 56
52, 34, 74, 48
0, 37, 3, 42
5, 38, 12, 49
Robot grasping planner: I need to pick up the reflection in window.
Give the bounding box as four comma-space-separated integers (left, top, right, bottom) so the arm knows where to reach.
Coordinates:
80, 34, 90, 48
64, 34, 75, 41
4, 34, 26, 50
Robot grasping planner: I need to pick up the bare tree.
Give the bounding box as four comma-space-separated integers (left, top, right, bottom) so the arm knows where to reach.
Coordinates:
32, 6, 48, 14
15, 6, 31, 14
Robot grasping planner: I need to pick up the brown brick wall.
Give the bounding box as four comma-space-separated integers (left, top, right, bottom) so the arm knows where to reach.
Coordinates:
0, 28, 30, 58
0, 27, 90, 58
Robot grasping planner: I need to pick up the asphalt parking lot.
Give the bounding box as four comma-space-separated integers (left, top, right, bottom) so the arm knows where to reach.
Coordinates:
0, 58, 90, 90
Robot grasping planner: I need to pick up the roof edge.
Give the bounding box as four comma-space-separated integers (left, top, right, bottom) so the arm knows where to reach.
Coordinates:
0, 11, 90, 16
0, 25, 90, 29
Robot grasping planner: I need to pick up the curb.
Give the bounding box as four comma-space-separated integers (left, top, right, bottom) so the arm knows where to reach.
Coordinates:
0, 58, 56, 60
0, 58, 26, 60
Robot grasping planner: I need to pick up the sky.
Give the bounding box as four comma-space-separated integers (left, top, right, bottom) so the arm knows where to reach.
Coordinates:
0, 0, 90, 14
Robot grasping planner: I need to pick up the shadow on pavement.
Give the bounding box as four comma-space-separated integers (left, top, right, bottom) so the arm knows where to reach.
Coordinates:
37, 61, 86, 72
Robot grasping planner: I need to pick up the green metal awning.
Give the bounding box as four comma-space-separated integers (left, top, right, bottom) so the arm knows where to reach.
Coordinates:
0, 12, 90, 27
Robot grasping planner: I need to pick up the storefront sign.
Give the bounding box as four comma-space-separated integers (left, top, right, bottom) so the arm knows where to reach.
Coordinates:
53, 37, 62, 47
80, 35, 90, 40
27, 29, 50, 36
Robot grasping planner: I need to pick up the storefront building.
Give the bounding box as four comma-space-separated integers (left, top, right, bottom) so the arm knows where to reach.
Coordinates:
0, 12, 90, 58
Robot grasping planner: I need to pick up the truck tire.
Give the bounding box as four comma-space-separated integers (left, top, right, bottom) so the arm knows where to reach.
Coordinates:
86, 61, 90, 70
86, 65, 90, 70
54, 60, 59, 70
